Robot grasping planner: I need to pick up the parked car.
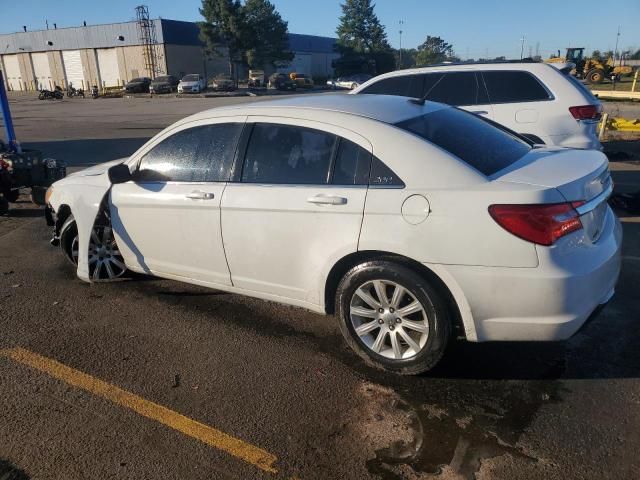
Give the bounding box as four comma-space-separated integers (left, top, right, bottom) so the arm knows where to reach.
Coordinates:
353, 62, 603, 149
331, 74, 373, 90
124, 77, 151, 93
269, 73, 297, 91
178, 74, 206, 94
210, 74, 236, 92
291, 73, 314, 89
248, 70, 266, 88
45, 94, 621, 375
150, 75, 179, 94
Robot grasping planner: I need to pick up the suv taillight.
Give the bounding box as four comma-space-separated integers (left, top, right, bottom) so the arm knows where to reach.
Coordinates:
488, 202, 584, 246
569, 104, 602, 121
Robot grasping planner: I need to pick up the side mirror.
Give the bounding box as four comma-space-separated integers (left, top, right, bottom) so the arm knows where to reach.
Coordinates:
108, 164, 132, 184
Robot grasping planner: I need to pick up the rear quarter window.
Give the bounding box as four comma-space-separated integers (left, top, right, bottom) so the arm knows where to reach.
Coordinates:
395, 108, 531, 176
482, 71, 551, 103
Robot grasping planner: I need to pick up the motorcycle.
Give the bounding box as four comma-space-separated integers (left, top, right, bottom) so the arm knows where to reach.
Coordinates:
38, 86, 64, 100
66, 85, 85, 98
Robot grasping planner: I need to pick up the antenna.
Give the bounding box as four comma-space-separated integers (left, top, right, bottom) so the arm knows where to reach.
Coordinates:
135, 5, 160, 79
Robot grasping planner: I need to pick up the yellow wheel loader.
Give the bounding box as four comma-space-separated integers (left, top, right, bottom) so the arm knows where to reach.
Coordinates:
547, 48, 633, 84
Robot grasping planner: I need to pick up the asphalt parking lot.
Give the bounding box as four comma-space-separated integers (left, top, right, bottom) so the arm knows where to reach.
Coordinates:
1, 94, 640, 480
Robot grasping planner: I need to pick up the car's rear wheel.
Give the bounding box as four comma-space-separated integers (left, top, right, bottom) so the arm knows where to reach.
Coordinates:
60, 216, 127, 280
336, 260, 450, 375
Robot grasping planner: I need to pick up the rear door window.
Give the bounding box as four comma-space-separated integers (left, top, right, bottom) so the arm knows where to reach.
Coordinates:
482, 71, 551, 103
242, 124, 337, 184
137, 123, 242, 182
425, 72, 488, 106
360, 76, 413, 96
331, 139, 371, 185
395, 108, 531, 176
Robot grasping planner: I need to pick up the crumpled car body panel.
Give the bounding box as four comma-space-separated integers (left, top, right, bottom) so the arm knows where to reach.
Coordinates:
48, 159, 126, 282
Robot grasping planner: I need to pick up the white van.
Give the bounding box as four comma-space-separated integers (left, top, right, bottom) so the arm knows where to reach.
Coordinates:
353, 62, 603, 149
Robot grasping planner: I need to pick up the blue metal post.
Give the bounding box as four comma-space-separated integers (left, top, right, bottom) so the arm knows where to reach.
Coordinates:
0, 69, 19, 153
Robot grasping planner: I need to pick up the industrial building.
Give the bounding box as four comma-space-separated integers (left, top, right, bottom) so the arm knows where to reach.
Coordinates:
0, 14, 340, 91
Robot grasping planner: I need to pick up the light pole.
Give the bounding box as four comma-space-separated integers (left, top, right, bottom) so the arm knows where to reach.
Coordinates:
520, 36, 525, 60
613, 25, 621, 66
398, 20, 404, 69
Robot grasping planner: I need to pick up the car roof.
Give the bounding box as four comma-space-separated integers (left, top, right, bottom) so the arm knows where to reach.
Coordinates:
356, 61, 555, 83
187, 93, 448, 124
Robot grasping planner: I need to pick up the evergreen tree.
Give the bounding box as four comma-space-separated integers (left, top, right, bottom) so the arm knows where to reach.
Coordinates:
198, 0, 244, 76
335, 0, 393, 75
243, 0, 293, 68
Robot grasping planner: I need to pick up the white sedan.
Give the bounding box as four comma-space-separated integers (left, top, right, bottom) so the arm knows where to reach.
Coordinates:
45, 95, 621, 374
177, 74, 206, 93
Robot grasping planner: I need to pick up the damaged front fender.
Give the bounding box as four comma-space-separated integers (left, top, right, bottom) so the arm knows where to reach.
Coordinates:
48, 160, 127, 283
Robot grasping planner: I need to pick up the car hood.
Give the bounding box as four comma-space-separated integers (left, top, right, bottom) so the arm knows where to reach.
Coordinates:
126, 82, 145, 87
67, 158, 126, 178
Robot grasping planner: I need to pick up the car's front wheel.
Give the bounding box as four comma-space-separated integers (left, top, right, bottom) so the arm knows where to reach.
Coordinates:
60, 216, 127, 280
336, 260, 450, 375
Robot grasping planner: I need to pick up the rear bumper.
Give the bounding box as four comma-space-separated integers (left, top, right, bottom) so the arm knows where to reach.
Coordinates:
442, 208, 622, 342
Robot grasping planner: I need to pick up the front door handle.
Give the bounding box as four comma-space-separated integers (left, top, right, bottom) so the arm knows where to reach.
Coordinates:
470, 110, 489, 115
307, 195, 348, 205
186, 190, 215, 200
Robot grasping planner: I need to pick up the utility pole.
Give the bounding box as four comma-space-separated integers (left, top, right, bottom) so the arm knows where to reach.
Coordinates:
398, 20, 404, 69
520, 36, 525, 60
613, 25, 621, 66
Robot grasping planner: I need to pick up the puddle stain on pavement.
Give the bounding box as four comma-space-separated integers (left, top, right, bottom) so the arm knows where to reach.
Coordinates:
364, 372, 563, 480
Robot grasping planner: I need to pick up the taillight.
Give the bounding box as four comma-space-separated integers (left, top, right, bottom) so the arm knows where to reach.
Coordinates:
488, 202, 584, 246
569, 104, 602, 121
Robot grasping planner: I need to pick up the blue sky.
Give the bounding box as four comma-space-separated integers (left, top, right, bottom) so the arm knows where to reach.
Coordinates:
1, 0, 638, 59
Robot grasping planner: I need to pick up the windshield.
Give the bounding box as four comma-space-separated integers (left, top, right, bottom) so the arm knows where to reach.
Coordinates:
395, 107, 531, 176
154, 76, 172, 82
182, 75, 199, 82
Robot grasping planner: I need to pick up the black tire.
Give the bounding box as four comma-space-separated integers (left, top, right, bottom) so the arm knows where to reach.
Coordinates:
587, 69, 605, 84
335, 260, 451, 375
30, 186, 46, 206
38, 92, 45, 100
5, 189, 20, 203
0, 196, 8, 215
59, 215, 78, 265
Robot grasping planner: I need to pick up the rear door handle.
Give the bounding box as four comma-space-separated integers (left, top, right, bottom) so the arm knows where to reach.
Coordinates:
186, 190, 215, 200
307, 195, 348, 206
470, 110, 489, 115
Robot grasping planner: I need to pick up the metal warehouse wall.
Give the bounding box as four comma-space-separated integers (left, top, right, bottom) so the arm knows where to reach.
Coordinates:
0, 20, 165, 54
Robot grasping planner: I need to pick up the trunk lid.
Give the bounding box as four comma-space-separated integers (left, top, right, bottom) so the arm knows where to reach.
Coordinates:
493, 148, 612, 243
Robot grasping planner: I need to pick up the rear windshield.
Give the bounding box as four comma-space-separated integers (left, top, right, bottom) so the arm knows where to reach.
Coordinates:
395, 107, 531, 176
564, 74, 599, 102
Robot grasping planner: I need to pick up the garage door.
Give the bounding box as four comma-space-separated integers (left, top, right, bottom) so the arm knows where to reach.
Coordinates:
62, 50, 85, 89
97, 48, 120, 87
31, 52, 51, 90
291, 54, 312, 77
3, 55, 23, 91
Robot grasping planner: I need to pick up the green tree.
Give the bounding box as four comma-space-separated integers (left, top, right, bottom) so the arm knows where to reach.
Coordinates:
336, 0, 390, 53
198, 0, 244, 76
415, 36, 454, 66
631, 49, 640, 60
243, 0, 293, 68
591, 50, 603, 61
335, 0, 394, 75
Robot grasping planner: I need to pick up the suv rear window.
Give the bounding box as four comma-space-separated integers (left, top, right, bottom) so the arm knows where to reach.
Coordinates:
395, 108, 531, 176
482, 71, 551, 103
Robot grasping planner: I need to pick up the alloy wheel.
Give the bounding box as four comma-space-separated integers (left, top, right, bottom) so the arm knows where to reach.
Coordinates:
70, 225, 126, 280
349, 280, 429, 360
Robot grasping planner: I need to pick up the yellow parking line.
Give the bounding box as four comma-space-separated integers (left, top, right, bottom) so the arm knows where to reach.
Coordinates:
0, 347, 278, 474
